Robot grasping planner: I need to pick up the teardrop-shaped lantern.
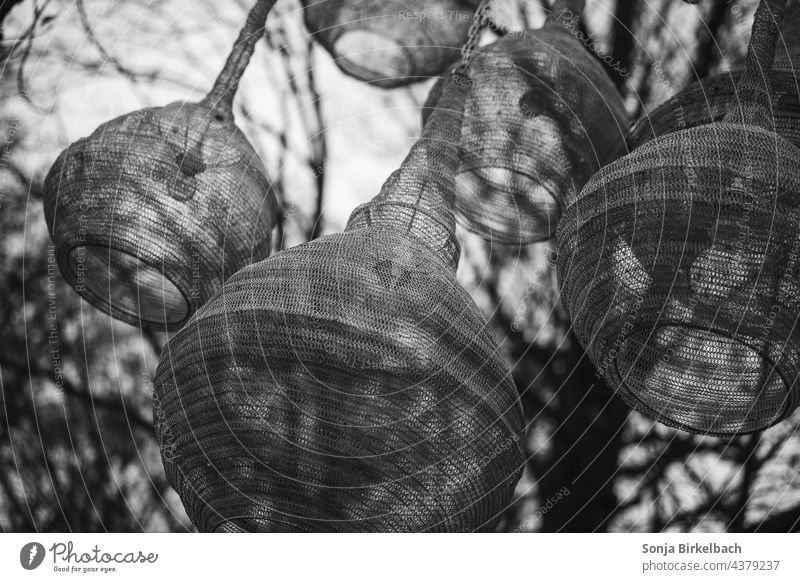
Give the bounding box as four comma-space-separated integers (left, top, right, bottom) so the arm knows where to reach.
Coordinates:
557, 0, 800, 435
302, 0, 480, 87
629, 0, 800, 150
152, 70, 525, 532
43, 0, 279, 331
422, 0, 628, 244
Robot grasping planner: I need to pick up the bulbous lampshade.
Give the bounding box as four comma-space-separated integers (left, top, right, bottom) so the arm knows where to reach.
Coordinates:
302, 0, 480, 88
557, 0, 800, 435
43, 0, 279, 331
152, 74, 525, 532
422, 3, 628, 244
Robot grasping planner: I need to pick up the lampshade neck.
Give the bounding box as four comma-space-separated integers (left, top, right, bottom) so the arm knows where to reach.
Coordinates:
724, 0, 787, 128
201, 0, 277, 120
345, 74, 469, 272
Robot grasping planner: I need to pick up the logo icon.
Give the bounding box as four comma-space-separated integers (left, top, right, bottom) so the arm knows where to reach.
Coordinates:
20, 542, 46, 570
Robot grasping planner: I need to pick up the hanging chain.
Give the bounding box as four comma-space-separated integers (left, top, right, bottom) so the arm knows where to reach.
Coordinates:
454, 0, 492, 77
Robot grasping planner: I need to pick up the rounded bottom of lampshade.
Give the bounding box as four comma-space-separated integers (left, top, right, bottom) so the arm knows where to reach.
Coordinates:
332, 30, 412, 86
455, 167, 561, 244
614, 324, 791, 435
67, 244, 190, 328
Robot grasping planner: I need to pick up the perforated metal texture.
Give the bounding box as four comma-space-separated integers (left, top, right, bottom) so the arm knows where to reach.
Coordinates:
302, 0, 480, 88
152, 78, 526, 532
42, 0, 278, 331
155, 228, 525, 532
43, 101, 276, 331
423, 24, 628, 244
557, 0, 800, 435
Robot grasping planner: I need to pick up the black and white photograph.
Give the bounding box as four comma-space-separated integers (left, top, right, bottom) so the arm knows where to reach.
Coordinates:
0, 0, 799, 578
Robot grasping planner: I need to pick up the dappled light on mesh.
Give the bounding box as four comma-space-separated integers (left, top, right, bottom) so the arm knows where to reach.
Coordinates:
423, 22, 627, 244
557, 0, 800, 435
302, 0, 479, 88
616, 326, 789, 435
42, 0, 278, 331
152, 75, 525, 532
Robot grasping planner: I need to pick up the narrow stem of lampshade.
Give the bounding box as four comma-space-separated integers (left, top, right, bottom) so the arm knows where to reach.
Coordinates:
344, 74, 469, 271
723, 0, 787, 127
352, 73, 467, 217
202, 0, 277, 117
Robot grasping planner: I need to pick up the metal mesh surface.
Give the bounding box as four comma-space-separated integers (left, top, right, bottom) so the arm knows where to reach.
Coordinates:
153, 76, 525, 532
557, 0, 800, 435
302, 0, 480, 88
42, 0, 278, 331
423, 23, 628, 244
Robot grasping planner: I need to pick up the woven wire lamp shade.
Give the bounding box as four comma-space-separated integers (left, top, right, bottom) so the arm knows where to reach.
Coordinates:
42, 0, 279, 331
302, 0, 480, 88
422, 4, 628, 244
556, 0, 800, 436
152, 73, 525, 532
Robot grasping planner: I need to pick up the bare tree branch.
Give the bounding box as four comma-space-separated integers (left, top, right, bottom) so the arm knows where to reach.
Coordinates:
690, 0, 729, 82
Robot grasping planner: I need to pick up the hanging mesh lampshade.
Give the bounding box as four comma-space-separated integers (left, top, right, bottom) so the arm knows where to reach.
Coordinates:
557, 0, 800, 436
42, 0, 279, 331
302, 0, 480, 88
152, 61, 526, 532
629, 0, 800, 150
421, 0, 628, 244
